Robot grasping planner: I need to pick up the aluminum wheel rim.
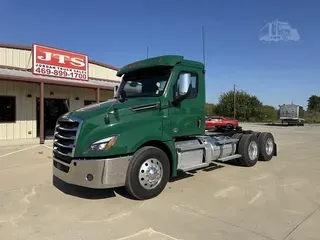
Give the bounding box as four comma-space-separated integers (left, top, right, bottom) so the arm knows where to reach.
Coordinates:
266, 138, 274, 155
139, 158, 163, 190
248, 141, 258, 160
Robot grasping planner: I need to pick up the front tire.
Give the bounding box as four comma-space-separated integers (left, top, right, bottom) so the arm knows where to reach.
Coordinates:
125, 146, 170, 200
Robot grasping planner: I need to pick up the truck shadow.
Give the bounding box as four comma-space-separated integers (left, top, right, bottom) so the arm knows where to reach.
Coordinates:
170, 163, 225, 182
53, 175, 152, 200
52, 163, 227, 200
53, 175, 118, 199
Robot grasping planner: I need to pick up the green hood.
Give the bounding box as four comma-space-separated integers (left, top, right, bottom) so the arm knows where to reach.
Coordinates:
65, 96, 164, 158
66, 97, 160, 121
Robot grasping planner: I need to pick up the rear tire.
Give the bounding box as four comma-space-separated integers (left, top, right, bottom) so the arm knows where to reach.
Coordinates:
125, 146, 170, 200
258, 132, 275, 161
232, 133, 244, 165
252, 131, 261, 138
237, 134, 259, 167
232, 133, 243, 140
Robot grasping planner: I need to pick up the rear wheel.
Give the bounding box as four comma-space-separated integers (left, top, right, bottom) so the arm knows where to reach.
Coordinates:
125, 146, 170, 200
232, 133, 243, 140
252, 131, 261, 138
232, 133, 244, 165
258, 132, 275, 161
237, 134, 259, 167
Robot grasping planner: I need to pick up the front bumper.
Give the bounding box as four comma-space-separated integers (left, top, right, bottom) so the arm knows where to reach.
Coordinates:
53, 155, 131, 189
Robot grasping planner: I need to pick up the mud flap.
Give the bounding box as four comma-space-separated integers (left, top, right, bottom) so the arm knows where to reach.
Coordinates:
273, 143, 277, 156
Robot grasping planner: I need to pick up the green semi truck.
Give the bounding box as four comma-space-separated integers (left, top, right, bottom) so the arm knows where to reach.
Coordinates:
52, 55, 277, 200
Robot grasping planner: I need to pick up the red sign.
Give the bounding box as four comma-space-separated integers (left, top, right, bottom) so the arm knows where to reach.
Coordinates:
32, 44, 89, 81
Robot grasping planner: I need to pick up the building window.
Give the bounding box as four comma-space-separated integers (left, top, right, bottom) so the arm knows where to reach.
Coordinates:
84, 100, 96, 106
0, 96, 16, 123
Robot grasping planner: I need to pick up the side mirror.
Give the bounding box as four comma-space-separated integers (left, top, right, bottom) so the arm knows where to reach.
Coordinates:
171, 72, 191, 107
178, 73, 191, 96
113, 85, 119, 98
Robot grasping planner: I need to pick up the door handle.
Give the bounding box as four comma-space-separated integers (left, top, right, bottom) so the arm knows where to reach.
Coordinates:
197, 118, 202, 128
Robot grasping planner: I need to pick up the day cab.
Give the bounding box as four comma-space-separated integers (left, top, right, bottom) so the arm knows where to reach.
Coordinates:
52, 55, 206, 198
52, 55, 277, 200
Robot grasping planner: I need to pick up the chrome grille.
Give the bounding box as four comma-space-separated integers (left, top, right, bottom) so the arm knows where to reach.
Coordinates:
53, 116, 82, 164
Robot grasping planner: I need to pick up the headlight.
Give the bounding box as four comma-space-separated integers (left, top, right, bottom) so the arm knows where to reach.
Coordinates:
84, 135, 118, 153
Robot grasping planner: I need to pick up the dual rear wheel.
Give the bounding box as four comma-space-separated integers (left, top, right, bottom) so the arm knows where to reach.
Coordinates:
232, 131, 275, 167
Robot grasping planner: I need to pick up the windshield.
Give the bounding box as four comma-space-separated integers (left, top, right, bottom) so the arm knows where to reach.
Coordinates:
118, 66, 172, 98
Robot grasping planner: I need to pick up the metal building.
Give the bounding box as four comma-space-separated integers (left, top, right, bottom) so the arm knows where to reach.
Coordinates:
0, 43, 121, 144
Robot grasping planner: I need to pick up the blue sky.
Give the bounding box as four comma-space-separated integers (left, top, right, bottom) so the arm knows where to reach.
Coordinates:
1, 0, 319, 109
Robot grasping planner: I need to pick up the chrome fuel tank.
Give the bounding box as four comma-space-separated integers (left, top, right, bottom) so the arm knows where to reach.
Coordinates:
197, 135, 237, 161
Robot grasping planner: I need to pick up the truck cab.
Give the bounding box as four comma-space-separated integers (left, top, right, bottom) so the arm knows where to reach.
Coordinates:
53, 55, 277, 200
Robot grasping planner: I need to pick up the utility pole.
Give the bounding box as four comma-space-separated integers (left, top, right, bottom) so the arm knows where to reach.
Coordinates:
146, 46, 149, 59
233, 84, 236, 119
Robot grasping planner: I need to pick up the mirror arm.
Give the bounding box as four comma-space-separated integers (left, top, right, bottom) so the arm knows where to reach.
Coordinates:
113, 85, 119, 98
171, 99, 179, 107
171, 90, 190, 106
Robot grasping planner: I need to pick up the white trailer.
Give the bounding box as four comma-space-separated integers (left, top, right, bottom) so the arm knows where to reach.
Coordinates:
279, 104, 304, 126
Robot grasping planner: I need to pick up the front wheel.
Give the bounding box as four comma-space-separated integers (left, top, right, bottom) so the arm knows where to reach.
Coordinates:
125, 146, 170, 200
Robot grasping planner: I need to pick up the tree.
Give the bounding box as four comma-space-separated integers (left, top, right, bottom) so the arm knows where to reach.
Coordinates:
215, 90, 263, 121
307, 95, 320, 112
205, 103, 216, 116
248, 95, 264, 121
261, 105, 278, 122
215, 91, 236, 118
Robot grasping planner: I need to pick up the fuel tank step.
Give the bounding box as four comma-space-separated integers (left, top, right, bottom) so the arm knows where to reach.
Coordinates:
216, 154, 242, 162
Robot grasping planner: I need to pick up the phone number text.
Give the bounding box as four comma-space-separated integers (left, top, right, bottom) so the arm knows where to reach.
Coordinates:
34, 67, 87, 80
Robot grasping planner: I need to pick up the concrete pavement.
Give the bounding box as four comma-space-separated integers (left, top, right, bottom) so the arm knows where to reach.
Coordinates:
0, 123, 319, 240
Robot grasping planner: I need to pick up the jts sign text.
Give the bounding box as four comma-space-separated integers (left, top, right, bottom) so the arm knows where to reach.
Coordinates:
32, 44, 89, 81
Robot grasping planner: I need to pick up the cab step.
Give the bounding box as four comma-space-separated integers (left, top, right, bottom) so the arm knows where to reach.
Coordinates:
181, 163, 210, 172
216, 154, 242, 162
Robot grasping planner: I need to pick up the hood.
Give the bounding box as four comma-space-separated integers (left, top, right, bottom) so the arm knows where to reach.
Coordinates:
65, 97, 160, 120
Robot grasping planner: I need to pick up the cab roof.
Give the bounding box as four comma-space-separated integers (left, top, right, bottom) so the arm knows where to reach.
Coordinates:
116, 55, 204, 77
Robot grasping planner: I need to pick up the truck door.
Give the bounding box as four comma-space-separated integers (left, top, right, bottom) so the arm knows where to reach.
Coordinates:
168, 65, 205, 137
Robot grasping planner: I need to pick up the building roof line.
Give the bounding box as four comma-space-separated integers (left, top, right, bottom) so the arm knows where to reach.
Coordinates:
0, 43, 120, 71
0, 68, 117, 90
0, 65, 120, 84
